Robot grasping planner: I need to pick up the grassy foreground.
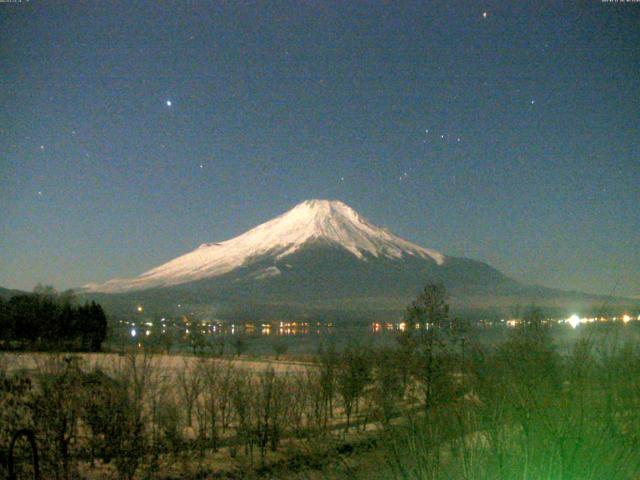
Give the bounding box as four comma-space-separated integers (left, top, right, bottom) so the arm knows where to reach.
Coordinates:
2, 316, 640, 479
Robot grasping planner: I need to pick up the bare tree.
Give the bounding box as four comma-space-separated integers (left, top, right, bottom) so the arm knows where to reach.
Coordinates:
176, 358, 202, 429
230, 369, 255, 463
218, 361, 238, 433
317, 341, 338, 429
336, 344, 371, 433
81, 351, 156, 480
196, 358, 222, 450
304, 369, 328, 436
288, 372, 312, 438
31, 356, 84, 480
252, 366, 289, 464
370, 346, 406, 426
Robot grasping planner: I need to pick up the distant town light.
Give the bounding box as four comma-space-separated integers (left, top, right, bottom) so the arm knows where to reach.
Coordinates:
131, 328, 137, 337
567, 314, 580, 329
137, 306, 143, 313
145, 330, 151, 336
622, 314, 631, 323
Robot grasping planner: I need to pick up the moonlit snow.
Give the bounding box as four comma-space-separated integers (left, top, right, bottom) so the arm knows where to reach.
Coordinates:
84, 200, 445, 293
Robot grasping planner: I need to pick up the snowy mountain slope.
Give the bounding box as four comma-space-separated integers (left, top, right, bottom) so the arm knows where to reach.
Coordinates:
84, 200, 445, 293
81, 199, 636, 320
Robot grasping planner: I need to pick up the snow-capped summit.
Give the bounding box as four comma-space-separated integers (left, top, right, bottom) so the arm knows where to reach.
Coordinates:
80, 200, 621, 320
84, 199, 445, 293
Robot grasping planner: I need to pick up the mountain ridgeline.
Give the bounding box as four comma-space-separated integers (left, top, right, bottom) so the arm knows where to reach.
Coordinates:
82, 200, 633, 320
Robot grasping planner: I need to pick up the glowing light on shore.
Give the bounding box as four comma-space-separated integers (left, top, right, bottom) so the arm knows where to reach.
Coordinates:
622, 314, 631, 324
567, 314, 581, 329
131, 328, 137, 337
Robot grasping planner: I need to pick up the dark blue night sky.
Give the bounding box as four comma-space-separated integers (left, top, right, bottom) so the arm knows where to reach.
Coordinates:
1, 1, 638, 297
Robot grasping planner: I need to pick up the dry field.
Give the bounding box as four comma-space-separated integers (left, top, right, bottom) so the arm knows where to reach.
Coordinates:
1, 351, 313, 376
1, 350, 387, 479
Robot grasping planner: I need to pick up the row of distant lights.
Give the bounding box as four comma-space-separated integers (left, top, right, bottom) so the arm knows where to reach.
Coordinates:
565, 314, 637, 329
132, 305, 636, 335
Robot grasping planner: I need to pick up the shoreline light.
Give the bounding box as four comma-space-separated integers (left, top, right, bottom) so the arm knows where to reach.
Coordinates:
567, 314, 581, 329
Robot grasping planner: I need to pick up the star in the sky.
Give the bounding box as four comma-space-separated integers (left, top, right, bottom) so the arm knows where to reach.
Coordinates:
530, 99, 535, 105
199, 164, 204, 169
37, 191, 42, 196
482, 11, 488, 18
39, 145, 45, 150
166, 100, 172, 107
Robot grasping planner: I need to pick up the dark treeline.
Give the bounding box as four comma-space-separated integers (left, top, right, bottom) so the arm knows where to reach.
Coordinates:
0, 285, 107, 352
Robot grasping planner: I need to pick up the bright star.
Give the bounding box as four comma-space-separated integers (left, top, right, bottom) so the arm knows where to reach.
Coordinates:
166, 100, 172, 107
483, 11, 488, 18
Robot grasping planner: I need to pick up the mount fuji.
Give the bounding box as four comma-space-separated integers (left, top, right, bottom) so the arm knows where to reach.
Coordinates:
83, 200, 627, 320
85, 199, 447, 293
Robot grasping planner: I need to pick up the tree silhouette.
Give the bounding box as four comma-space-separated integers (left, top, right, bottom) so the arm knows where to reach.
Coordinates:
0, 289, 109, 352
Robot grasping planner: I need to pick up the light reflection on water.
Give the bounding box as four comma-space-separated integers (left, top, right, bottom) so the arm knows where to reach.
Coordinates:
116, 316, 639, 355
